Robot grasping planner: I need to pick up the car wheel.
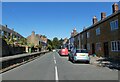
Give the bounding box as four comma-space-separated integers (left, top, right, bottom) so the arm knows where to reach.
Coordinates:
72, 58, 75, 63
86, 61, 90, 64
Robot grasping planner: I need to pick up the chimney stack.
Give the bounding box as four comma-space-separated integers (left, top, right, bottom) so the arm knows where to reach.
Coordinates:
71, 31, 73, 37
5, 24, 7, 28
112, 3, 118, 13
93, 16, 98, 24
101, 12, 106, 20
32, 31, 35, 35
83, 27, 86, 31
73, 28, 76, 32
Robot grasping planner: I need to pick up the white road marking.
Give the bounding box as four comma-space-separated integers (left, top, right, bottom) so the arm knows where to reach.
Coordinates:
55, 66, 59, 81
54, 59, 56, 64
54, 56, 56, 60
53, 53, 58, 81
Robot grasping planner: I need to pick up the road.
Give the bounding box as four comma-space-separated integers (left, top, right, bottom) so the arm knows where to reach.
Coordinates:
2, 51, 118, 80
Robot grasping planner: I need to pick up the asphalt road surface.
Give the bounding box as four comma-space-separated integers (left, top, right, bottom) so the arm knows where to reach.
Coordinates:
2, 51, 118, 80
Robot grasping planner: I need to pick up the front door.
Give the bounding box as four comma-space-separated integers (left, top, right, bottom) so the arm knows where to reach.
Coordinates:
84, 44, 87, 49
104, 42, 109, 58
92, 43, 95, 54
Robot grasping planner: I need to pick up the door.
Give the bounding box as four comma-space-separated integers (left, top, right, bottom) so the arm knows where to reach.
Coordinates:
84, 44, 87, 49
92, 43, 95, 54
104, 42, 109, 57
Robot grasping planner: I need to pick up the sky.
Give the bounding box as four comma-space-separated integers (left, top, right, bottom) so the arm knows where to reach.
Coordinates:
2, 2, 117, 40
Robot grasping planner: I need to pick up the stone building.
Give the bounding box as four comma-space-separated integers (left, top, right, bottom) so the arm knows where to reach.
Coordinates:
27, 31, 47, 51
0, 25, 23, 39
0, 25, 25, 56
71, 28, 78, 37
27, 31, 41, 47
68, 28, 78, 51
73, 3, 120, 60
62, 38, 68, 48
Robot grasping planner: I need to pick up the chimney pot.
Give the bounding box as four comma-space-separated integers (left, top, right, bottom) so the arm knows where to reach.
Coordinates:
112, 3, 118, 13
93, 16, 98, 24
101, 12, 106, 20
5, 25, 7, 28
83, 27, 86, 31
32, 31, 35, 35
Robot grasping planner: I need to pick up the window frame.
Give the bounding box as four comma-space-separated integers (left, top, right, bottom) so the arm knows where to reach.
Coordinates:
96, 27, 100, 36
110, 19, 118, 31
111, 41, 120, 52
87, 32, 90, 38
81, 34, 83, 40
87, 43, 90, 50
96, 42, 101, 51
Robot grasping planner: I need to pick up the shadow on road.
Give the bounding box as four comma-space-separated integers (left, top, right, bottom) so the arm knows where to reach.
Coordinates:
96, 58, 120, 70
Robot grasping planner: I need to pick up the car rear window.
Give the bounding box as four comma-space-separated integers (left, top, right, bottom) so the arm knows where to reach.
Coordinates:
62, 49, 65, 51
76, 50, 88, 53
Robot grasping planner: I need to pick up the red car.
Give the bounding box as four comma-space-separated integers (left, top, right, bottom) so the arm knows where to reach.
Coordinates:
59, 48, 69, 56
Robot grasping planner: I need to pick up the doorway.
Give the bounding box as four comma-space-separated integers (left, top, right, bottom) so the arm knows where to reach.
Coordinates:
92, 43, 95, 54
84, 44, 87, 49
104, 42, 109, 58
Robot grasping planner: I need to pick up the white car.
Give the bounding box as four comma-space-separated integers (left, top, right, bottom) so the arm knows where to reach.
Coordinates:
52, 49, 56, 52
68, 49, 90, 63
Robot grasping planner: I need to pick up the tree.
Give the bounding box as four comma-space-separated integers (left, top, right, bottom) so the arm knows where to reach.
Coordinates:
27, 43, 34, 47
52, 37, 60, 49
59, 38, 64, 48
4, 35, 14, 45
46, 44, 52, 51
46, 37, 64, 49
18, 38, 27, 45
47, 39, 53, 46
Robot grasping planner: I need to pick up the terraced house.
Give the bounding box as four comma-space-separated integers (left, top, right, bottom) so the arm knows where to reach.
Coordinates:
74, 3, 120, 60
0, 25, 23, 39
27, 31, 48, 51
68, 28, 78, 51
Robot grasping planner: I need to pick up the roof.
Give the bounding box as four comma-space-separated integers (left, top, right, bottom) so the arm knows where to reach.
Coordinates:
80, 10, 120, 34
0, 25, 24, 38
71, 10, 120, 38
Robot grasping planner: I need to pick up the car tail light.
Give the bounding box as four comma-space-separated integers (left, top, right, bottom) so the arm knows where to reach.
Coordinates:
88, 52, 90, 56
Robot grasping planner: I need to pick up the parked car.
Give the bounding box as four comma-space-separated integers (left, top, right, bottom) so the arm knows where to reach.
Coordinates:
59, 48, 69, 56
52, 49, 56, 52
68, 49, 90, 63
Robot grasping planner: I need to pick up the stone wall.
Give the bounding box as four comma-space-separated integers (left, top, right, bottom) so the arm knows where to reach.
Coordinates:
0, 38, 26, 57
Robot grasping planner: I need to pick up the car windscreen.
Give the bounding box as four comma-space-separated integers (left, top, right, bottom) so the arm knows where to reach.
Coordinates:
76, 50, 88, 53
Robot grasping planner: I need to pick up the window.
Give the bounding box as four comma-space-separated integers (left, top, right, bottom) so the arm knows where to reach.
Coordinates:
82, 45, 84, 49
1, 31, 4, 36
96, 42, 101, 51
87, 43, 90, 50
96, 27, 100, 35
78, 35, 80, 40
110, 19, 118, 31
76, 50, 88, 53
118, 41, 120, 51
82, 34, 83, 40
77, 40, 79, 49
87, 32, 90, 38
111, 41, 120, 51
